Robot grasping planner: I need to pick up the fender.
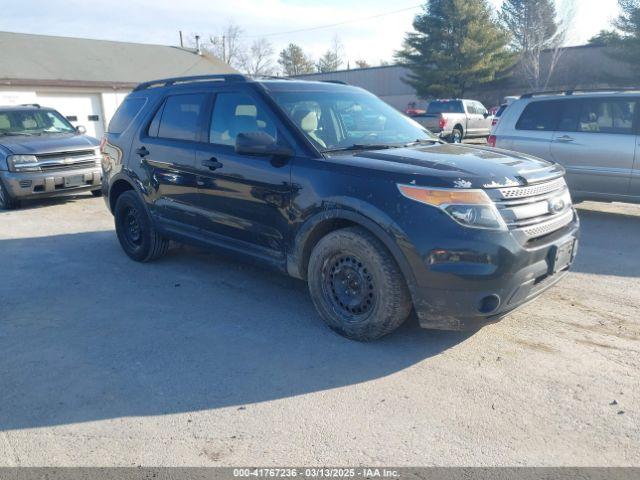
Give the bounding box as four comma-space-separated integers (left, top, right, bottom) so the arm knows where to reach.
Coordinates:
287, 199, 419, 293
106, 169, 149, 214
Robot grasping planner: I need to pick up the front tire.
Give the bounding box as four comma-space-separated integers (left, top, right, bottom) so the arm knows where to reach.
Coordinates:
114, 190, 169, 262
0, 179, 20, 210
307, 227, 412, 341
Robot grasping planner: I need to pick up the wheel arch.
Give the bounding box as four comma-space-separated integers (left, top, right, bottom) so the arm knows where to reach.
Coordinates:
107, 173, 147, 214
288, 207, 417, 290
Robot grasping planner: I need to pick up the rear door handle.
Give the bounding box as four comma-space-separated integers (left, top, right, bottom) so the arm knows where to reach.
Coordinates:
136, 146, 150, 157
202, 158, 223, 170
555, 135, 574, 142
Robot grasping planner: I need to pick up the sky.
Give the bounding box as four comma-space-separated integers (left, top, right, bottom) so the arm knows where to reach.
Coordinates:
0, 0, 622, 69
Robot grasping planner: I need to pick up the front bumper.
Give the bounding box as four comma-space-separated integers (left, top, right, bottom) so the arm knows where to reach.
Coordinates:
405, 212, 580, 331
1, 167, 102, 200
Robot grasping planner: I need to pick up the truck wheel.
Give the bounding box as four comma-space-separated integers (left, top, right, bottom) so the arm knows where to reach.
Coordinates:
307, 227, 412, 341
114, 190, 169, 262
91, 189, 102, 197
0, 179, 20, 210
450, 127, 463, 144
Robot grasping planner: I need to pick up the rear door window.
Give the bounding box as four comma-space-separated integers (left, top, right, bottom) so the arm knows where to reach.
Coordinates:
108, 97, 146, 134
153, 93, 207, 142
515, 100, 560, 131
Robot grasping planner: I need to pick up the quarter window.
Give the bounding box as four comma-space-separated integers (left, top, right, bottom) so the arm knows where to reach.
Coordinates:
515, 101, 560, 131
108, 97, 146, 134
557, 98, 637, 135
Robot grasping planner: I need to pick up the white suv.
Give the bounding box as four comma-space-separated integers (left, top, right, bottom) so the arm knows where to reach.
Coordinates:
489, 90, 640, 204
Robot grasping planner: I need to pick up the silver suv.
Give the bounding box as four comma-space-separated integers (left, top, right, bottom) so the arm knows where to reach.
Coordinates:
489, 90, 640, 203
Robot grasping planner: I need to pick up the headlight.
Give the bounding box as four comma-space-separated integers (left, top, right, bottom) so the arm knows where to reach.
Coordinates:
7, 154, 39, 172
398, 184, 507, 230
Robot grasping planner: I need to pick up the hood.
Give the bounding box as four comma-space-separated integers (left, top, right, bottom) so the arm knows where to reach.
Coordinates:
326, 143, 565, 189
0, 133, 99, 156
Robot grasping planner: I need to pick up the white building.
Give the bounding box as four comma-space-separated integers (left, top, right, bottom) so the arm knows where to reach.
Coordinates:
0, 31, 236, 139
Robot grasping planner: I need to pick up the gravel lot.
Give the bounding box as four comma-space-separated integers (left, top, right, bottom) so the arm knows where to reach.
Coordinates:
0, 195, 638, 466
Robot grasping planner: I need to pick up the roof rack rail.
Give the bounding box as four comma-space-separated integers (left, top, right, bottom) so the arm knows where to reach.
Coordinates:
250, 75, 294, 81
320, 80, 349, 85
20, 103, 41, 108
133, 74, 248, 91
521, 87, 640, 98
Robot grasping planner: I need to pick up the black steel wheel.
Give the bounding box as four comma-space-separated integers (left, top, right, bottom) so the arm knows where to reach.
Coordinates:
308, 227, 412, 341
114, 190, 169, 262
323, 254, 376, 318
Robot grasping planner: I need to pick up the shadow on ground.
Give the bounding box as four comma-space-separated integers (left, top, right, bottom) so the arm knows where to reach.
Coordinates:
571, 206, 640, 278
0, 231, 468, 431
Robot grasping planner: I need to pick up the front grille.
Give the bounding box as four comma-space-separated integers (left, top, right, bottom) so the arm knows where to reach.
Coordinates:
488, 177, 575, 240
34, 149, 99, 172
36, 149, 95, 160
496, 177, 566, 199
39, 160, 96, 172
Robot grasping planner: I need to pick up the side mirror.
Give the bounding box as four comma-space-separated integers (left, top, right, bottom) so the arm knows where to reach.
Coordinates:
235, 131, 293, 158
75, 125, 87, 134
483, 112, 491, 119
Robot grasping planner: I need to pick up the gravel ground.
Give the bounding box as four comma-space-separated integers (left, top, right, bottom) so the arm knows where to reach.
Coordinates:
0, 195, 638, 466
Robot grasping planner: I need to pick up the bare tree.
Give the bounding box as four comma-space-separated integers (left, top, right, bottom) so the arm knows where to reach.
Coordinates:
187, 23, 246, 69
354, 59, 370, 68
500, 0, 576, 90
240, 39, 276, 76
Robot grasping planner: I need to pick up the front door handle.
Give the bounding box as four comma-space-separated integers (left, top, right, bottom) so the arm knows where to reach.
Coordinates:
136, 146, 150, 157
202, 158, 223, 170
555, 135, 574, 142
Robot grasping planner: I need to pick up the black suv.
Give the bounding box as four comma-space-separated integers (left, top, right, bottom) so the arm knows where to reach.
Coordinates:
102, 75, 579, 341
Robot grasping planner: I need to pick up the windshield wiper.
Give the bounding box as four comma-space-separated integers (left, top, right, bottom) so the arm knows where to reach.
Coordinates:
323, 144, 400, 153
404, 138, 444, 147
0, 132, 35, 137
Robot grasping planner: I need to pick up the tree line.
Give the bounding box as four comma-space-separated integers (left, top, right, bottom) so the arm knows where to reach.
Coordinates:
396, 0, 640, 99
191, 0, 640, 94
190, 28, 371, 76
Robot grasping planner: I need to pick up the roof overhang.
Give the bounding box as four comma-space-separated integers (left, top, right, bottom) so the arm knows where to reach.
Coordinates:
0, 78, 137, 90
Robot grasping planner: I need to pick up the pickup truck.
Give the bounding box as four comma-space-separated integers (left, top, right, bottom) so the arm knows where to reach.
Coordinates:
411, 99, 493, 143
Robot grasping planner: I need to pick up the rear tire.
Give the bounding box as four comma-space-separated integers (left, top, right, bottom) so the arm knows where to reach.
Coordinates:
449, 127, 463, 144
0, 179, 20, 210
307, 227, 412, 341
91, 189, 102, 197
114, 190, 169, 262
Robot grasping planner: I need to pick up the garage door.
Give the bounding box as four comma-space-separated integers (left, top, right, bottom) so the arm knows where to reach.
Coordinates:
35, 92, 105, 139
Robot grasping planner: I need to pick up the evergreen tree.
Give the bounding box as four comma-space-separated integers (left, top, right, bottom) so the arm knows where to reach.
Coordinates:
612, 0, 640, 70
278, 44, 316, 76
395, 0, 513, 98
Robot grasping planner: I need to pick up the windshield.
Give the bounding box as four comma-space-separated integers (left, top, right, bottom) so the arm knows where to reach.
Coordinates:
0, 109, 76, 136
270, 90, 437, 152
427, 101, 465, 114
